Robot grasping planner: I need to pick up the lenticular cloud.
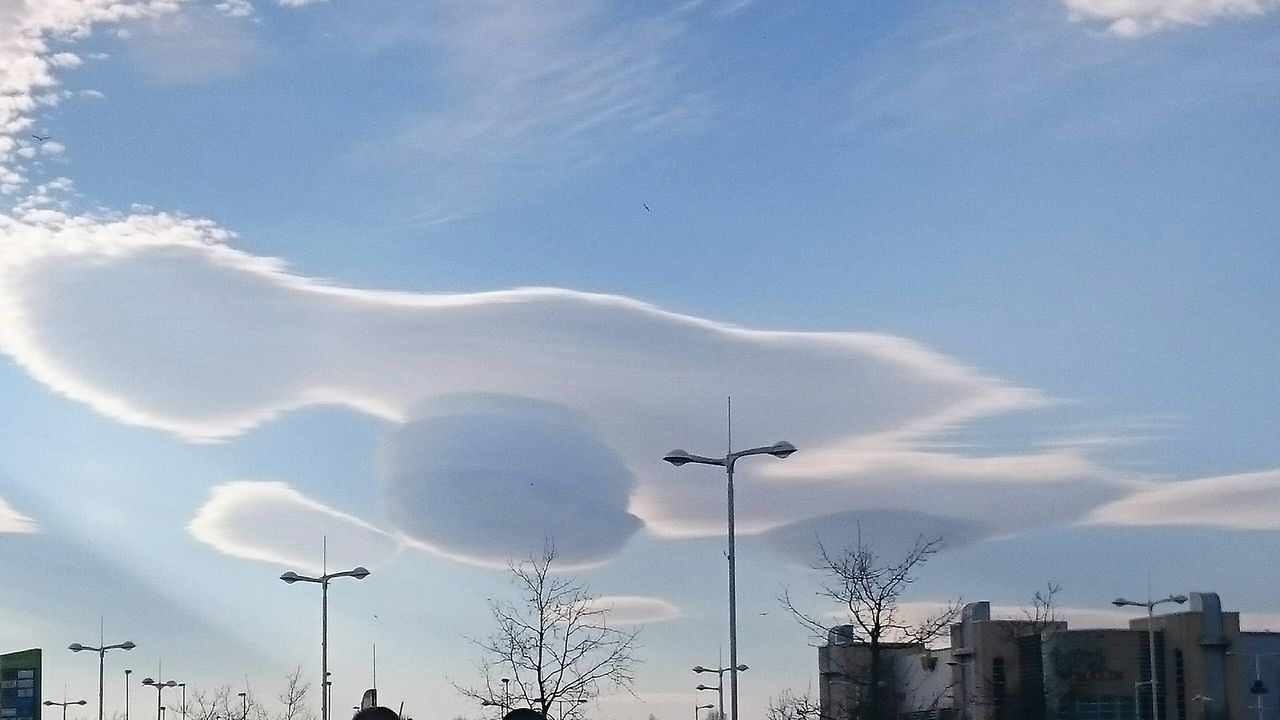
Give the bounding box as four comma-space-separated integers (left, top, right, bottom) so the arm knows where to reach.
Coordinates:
0, 205, 1112, 564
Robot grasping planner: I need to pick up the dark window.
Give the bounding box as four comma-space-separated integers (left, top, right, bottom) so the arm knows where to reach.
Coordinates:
1174, 650, 1186, 720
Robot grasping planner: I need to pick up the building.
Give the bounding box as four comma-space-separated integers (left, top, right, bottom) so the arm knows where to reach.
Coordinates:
820, 593, 1280, 720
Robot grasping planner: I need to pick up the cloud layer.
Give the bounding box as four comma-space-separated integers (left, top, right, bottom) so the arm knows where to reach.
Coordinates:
1086, 469, 1280, 529
1063, 0, 1280, 36
0, 202, 1154, 565
188, 481, 401, 573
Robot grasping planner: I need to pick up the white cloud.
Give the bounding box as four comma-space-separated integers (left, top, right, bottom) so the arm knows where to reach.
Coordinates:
0, 0, 185, 191
1063, 0, 1280, 36
214, 0, 255, 19
587, 595, 683, 624
0, 495, 37, 533
0, 205, 1127, 564
187, 480, 401, 572
380, 395, 642, 569
1086, 469, 1280, 529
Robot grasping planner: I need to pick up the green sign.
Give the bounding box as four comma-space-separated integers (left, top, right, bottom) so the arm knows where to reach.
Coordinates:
0, 649, 42, 720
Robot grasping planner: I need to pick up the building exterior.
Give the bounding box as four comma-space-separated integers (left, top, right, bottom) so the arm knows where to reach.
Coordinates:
820, 593, 1280, 720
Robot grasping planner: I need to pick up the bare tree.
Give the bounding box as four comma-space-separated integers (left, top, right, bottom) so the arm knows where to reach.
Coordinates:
457, 545, 639, 720
183, 674, 311, 720
782, 533, 959, 720
277, 668, 312, 720
766, 689, 822, 720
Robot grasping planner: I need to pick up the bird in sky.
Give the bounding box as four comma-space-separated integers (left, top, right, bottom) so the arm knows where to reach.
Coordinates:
31, 134, 50, 142
643, 203, 650, 211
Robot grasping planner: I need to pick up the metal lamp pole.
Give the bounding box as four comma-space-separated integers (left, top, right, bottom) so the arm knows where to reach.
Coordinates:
280, 565, 371, 720
665, 438, 795, 720
140, 678, 177, 720
125, 670, 132, 720
178, 684, 186, 720
69, 640, 136, 720
694, 664, 746, 719
44, 699, 88, 720
1226, 651, 1277, 720
1113, 594, 1188, 720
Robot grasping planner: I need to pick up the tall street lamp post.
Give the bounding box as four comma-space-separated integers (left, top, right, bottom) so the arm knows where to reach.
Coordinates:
140, 678, 177, 720
69, 640, 136, 720
280, 565, 371, 720
44, 699, 87, 720
125, 670, 132, 720
177, 684, 186, 720
694, 664, 747, 719
665, 439, 795, 720
1113, 594, 1188, 720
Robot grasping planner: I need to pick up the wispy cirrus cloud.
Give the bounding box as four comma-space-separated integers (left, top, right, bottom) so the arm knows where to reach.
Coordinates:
363, 1, 710, 221
1063, 0, 1280, 36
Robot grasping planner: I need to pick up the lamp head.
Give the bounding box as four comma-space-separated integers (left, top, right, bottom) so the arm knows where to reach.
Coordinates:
696, 685, 715, 691
119, 641, 137, 651
165, 681, 177, 687
692, 666, 708, 673
126, 669, 133, 676
141, 678, 156, 686
1172, 595, 1188, 604
663, 450, 694, 467
68, 643, 85, 652
349, 566, 370, 580
75, 701, 87, 706
280, 571, 301, 584
43, 702, 54, 707
767, 441, 797, 458
1112, 598, 1130, 607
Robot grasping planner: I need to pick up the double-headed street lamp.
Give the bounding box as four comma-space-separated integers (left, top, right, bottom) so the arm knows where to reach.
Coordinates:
665, 440, 795, 720
280, 565, 371, 720
693, 664, 747, 720
44, 699, 87, 720
1112, 594, 1188, 720
69, 640, 136, 720
140, 678, 177, 720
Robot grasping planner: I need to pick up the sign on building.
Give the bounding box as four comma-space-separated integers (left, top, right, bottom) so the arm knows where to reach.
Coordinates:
0, 649, 42, 720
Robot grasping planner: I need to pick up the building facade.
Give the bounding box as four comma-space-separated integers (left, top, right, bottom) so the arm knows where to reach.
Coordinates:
820, 593, 1280, 720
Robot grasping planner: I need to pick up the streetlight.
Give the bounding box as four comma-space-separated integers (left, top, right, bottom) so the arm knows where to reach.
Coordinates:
125, 670, 132, 720
695, 705, 714, 720
238, 692, 247, 720
501, 678, 511, 714
69, 640, 137, 720
665, 439, 794, 720
44, 699, 88, 720
1112, 594, 1187, 720
177, 684, 186, 720
279, 565, 371, 720
693, 665, 747, 720
140, 678, 177, 720
1227, 652, 1277, 720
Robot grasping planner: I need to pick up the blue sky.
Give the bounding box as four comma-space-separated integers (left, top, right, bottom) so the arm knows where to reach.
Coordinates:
1, 1, 1279, 720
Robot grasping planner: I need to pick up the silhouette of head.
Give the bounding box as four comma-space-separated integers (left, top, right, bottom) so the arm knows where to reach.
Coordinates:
353, 707, 399, 720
